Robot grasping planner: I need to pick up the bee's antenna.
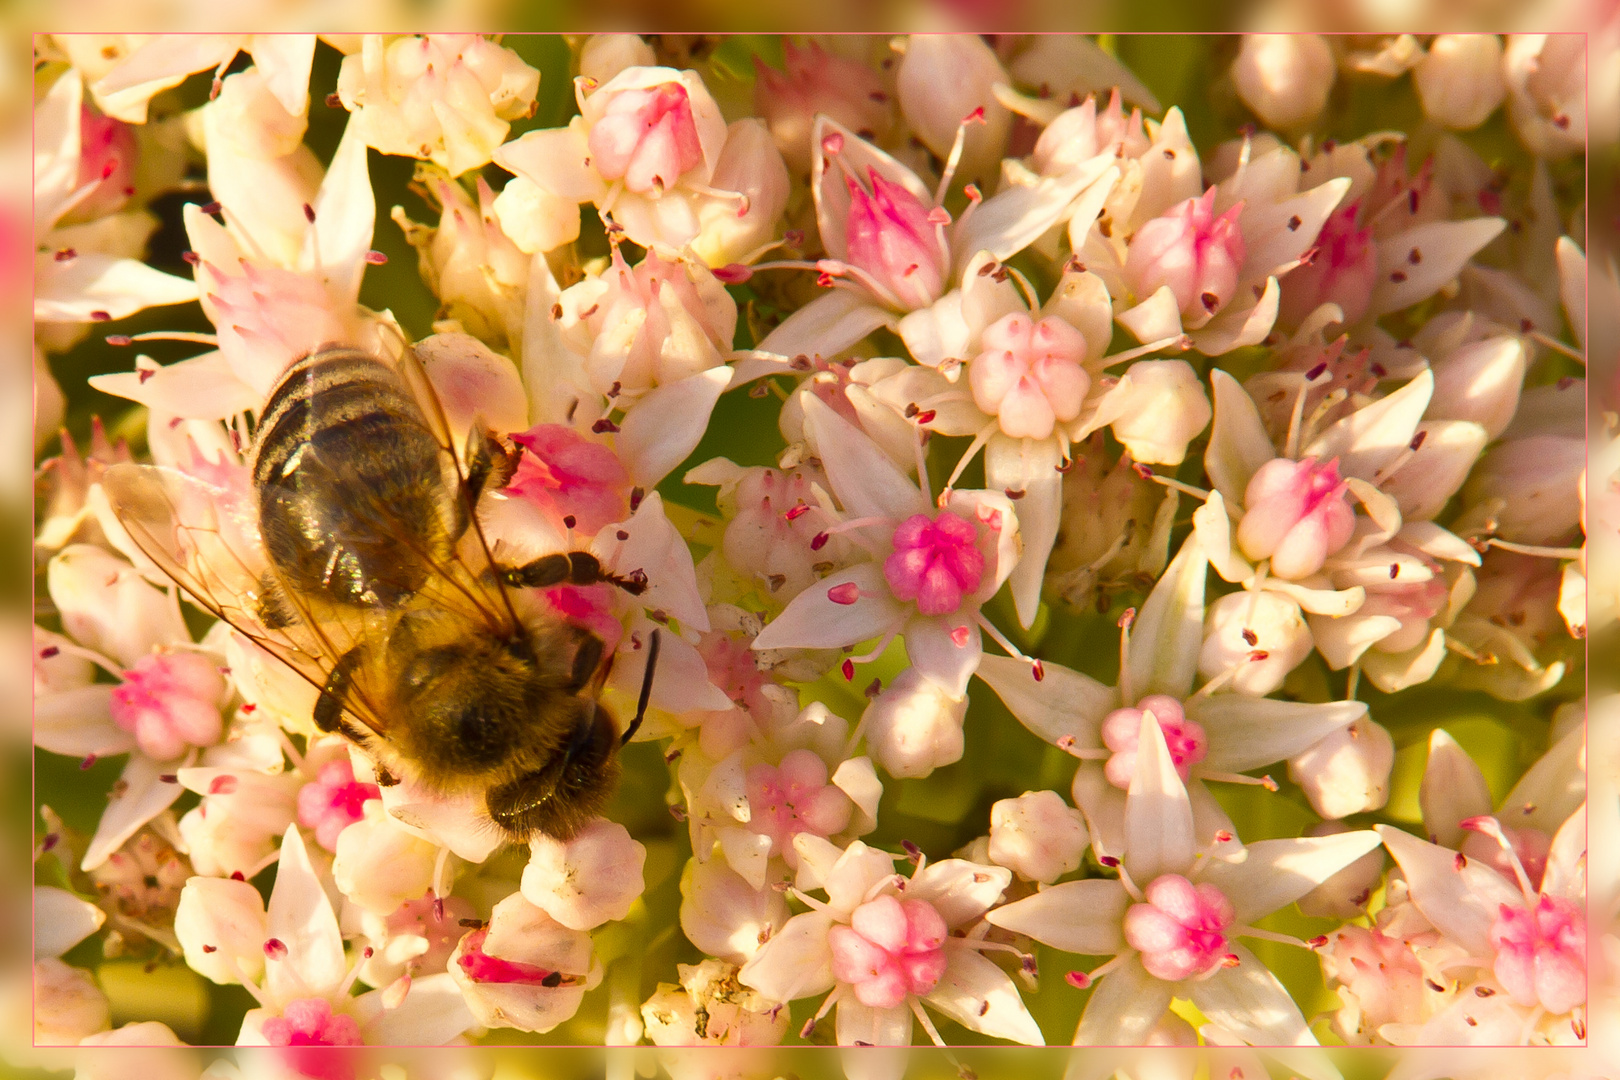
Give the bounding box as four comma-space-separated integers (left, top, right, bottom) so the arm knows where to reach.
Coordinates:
622, 629, 660, 745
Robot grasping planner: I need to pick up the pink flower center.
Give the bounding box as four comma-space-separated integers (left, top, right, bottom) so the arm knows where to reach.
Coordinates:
1099, 694, 1207, 789
969, 313, 1092, 440
68, 104, 136, 223
842, 166, 947, 311
296, 760, 381, 852
109, 651, 226, 762
1236, 455, 1356, 579
588, 82, 704, 194
744, 749, 854, 859
1278, 200, 1376, 327
261, 997, 363, 1047
828, 894, 949, 1008
883, 511, 986, 616
1123, 873, 1236, 982
504, 424, 630, 538
1123, 187, 1246, 322
1489, 894, 1586, 1015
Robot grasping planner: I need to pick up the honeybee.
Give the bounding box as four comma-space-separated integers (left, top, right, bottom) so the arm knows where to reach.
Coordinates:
103, 345, 658, 842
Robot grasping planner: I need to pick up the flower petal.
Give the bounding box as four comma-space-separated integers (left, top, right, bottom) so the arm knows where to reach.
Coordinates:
752, 562, 907, 653
955, 154, 1116, 270
925, 941, 1044, 1044
593, 491, 709, 632
737, 910, 837, 1003
802, 393, 930, 521
908, 859, 1010, 927
984, 878, 1128, 955
358, 971, 478, 1045
1201, 832, 1383, 924
754, 291, 896, 367
1127, 533, 1207, 701
34, 886, 107, 959
81, 752, 187, 871
1124, 711, 1195, 885
1187, 944, 1315, 1046
1073, 954, 1173, 1045
1191, 697, 1366, 774
1188, 277, 1279, 356
1500, 723, 1586, 838
89, 351, 262, 421
985, 433, 1064, 628
265, 825, 347, 1002
298, 112, 375, 307
975, 654, 1112, 747
35, 253, 199, 323
1418, 728, 1495, 848
1205, 370, 1276, 507
617, 367, 731, 488
903, 613, 981, 699
34, 685, 135, 758
1376, 824, 1521, 957
835, 998, 913, 1049
1367, 218, 1506, 316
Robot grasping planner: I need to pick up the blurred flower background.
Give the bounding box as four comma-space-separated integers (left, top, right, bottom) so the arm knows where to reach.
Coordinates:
6, 12, 1619, 1080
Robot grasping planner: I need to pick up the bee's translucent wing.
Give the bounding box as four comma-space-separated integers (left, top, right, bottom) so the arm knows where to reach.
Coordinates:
99, 460, 395, 740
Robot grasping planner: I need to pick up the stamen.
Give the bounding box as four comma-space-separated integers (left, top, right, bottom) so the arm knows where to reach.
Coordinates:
1484, 538, 1583, 560
1117, 606, 1136, 707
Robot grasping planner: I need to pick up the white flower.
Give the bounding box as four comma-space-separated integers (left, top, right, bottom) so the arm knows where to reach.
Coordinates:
337, 34, 539, 176
987, 718, 1381, 1045
447, 890, 601, 1034
1230, 35, 1336, 131
739, 839, 1043, 1047
987, 789, 1089, 884
521, 817, 646, 931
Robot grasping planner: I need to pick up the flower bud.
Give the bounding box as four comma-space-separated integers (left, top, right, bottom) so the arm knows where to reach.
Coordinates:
1231, 34, 1336, 130
332, 799, 439, 915
861, 668, 967, 779
970, 313, 1091, 440
34, 958, 109, 1045
522, 818, 647, 931
1414, 35, 1508, 130
48, 545, 188, 668
208, 68, 308, 160
1199, 589, 1313, 696
1277, 201, 1376, 328
988, 790, 1089, 884
173, 876, 269, 986
578, 34, 656, 87
1237, 456, 1356, 579
397, 174, 529, 349
1124, 188, 1245, 324
895, 34, 1011, 184
1319, 925, 1425, 1039
177, 768, 300, 879
1426, 336, 1525, 440
449, 892, 600, 1034
1463, 435, 1585, 544
754, 41, 892, 174
1288, 716, 1394, 819
492, 175, 581, 254
679, 856, 790, 966
1296, 822, 1386, 918
1100, 360, 1212, 467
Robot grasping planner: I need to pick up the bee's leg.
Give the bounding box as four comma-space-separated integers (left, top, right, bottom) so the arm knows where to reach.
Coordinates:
566, 631, 605, 693
463, 425, 519, 503
500, 551, 648, 596
313, 647, 365, 738
373, 763, 400, 787
621, 628, 660, 746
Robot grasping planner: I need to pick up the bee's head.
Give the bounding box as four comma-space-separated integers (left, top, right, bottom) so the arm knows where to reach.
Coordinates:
392, 631, 546, 773
485, 705, 622, 841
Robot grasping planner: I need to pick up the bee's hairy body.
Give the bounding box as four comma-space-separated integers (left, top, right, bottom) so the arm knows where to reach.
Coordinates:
248, 348, 628, 841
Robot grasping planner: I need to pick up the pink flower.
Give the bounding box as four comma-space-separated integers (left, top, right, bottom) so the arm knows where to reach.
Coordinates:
753, 41, 892, 174
1489, 893, 1586, 1015
1123, 873, 1236, 981
843, 165, 949, 311
1099, 694, 1208, 788
968, 313, 1091, 440
108, 651, 226, 761
261, 997, 363, 1047
1236, 456, 1356, 579
744, 749, 855, 858
828, 894, 949, 1008
1277, 201, 1377, 327
883, 511, 986, 617
504, 424, 631, 538
1124, 187, 1246, 325
296, 759, 381, 853
588, 81, 705, 194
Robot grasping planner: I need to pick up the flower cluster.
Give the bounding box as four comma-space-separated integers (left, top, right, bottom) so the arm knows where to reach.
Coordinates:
30, 32, 1603, 1065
